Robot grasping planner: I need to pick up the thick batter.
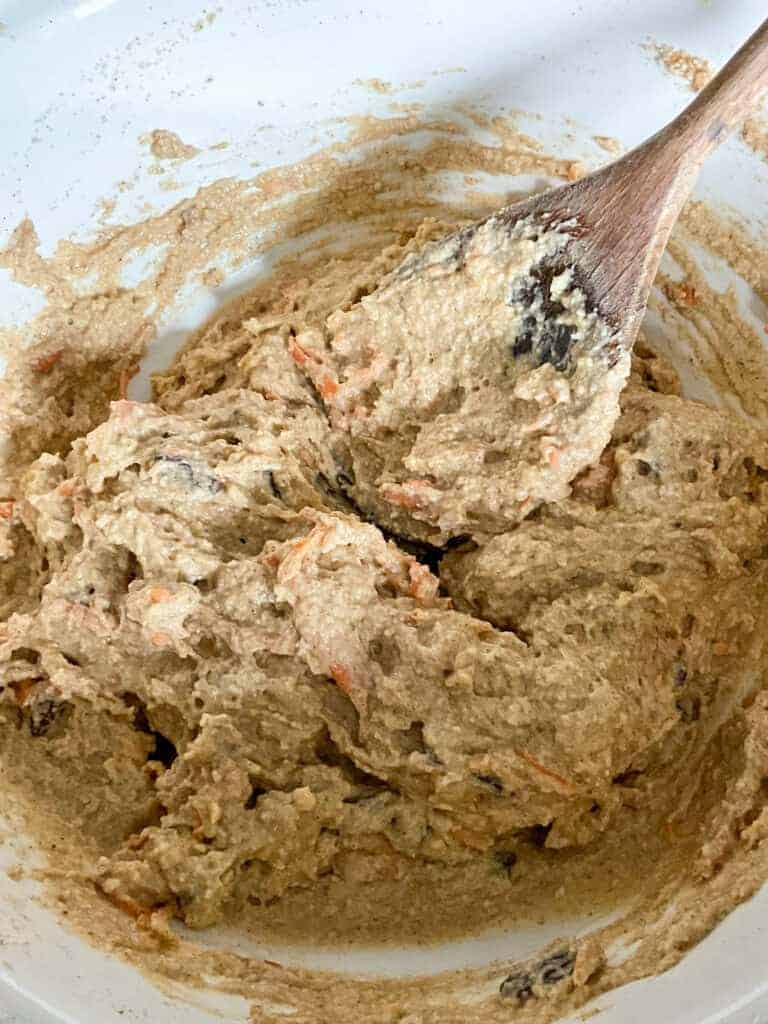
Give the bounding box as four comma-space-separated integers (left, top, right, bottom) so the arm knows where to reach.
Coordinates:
294, 213, 626, 541
1, 107, 768, 1024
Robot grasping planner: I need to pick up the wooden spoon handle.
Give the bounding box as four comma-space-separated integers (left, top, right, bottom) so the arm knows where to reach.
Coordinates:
663, 16, 768, 163
558, 16, 768, 330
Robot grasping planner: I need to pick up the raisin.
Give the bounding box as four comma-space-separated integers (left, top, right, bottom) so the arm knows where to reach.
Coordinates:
10, 648, 40, 665
150, 732, 177, 768
266, 471, 283, 500
474, 773, 505, 794
520, 823, 552, 848
154, 454, 222, 494
29, 699, 71, 738
245, 786, 267, 810
612, 768, 643, 787
124, 695, 177, 766
536, 322, 575, 371
508, 261, 585, 372
538, 949, 575, 985
676, 695, 701, 723
499, 971, 534, 1003
512, 316, 536, 358
495, 850, 518, 875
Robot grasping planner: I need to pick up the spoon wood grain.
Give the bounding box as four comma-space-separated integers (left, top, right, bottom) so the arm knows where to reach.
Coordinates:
500, 16, 768, 354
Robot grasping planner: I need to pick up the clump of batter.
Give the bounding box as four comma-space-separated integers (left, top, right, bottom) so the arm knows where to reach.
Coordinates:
296, 213, 626, 541
1, 108, 768, 1024
1, 212, 767, 937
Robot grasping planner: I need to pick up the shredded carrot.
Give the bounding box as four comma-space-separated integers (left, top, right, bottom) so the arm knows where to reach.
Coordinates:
318, 375, 339, 399
544, 446, 561, 469
0, 500, 14, 520
150, 632, 171, 647
32, 350, 63, 374
329, 662, 354, 695
9, 679, 37, 706
287, 336, 316, 367
519, 750, 575, 793
383, 479, 434, 510
147, 587, 172, 605
105, 892, 150, 922
385, 490, 421, 509
57, 481, 76, 498
408, 561, 439, 605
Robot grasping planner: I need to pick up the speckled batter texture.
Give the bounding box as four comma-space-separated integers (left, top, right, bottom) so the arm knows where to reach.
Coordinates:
1, 107, 768, 1024
293, 213, 626, 541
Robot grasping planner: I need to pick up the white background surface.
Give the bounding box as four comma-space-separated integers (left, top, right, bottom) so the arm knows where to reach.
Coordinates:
1, 1, 767, 1022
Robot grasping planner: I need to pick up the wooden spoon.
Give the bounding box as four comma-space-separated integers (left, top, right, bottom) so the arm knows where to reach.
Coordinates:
513, 16, 768, 356
310, 19, 768, 539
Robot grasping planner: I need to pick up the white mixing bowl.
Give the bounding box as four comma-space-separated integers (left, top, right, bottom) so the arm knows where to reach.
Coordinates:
1, 2, 767, 1022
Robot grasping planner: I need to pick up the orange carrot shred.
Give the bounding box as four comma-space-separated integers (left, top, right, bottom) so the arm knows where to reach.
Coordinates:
519, 750, 575, 792
383, 479, 433, 510
318, 375, 338, 399
33, 350, 64, 373
288, 337, 314, 366
330, 662, 354, 695
105, 892, 151, 921
9, 679, 37, 706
